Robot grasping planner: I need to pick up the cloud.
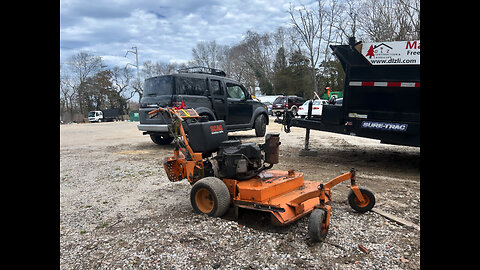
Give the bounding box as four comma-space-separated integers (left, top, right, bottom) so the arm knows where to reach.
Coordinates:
60, 0, 292, 68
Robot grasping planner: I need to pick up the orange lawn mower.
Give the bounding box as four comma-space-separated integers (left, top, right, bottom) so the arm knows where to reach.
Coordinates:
149, 106, 375, 242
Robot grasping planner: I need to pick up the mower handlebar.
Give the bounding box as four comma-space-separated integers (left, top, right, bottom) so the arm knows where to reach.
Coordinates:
148, 106, 200, 119
148, 107, 167, 116
148, 106, 176, 119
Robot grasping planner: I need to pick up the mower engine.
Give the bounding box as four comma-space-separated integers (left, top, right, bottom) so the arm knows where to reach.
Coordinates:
214, 133, 280, 180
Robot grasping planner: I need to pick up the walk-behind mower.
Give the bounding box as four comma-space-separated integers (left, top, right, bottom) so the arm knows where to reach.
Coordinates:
149, 106, 375, 242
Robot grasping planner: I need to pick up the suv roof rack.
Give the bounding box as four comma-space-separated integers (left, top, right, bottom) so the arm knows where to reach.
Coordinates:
177, 66, 226, 77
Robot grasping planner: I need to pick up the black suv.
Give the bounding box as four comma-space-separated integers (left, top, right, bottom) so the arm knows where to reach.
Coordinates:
138, 67, 269, 145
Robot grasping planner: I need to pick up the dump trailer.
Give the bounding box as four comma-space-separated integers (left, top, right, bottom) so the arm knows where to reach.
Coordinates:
287, 37, 420, 147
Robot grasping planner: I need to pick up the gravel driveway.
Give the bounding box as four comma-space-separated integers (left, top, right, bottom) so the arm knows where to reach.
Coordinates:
60, 118, 420, 269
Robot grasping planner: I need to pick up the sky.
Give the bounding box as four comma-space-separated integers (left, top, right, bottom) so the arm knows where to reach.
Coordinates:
60, 0, 300, 69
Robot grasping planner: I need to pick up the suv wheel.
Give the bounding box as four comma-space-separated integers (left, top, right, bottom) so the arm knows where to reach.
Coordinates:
254, 114, 266, 137
150, 134, 174, 145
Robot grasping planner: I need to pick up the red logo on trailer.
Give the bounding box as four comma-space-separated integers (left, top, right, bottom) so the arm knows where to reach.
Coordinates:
365, 45, 375, 58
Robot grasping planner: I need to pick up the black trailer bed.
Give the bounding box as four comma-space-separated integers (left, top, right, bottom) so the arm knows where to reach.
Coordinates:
289, 38, 420, 147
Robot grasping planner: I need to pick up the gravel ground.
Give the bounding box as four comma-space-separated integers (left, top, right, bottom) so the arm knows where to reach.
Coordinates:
60, 118, 420, 269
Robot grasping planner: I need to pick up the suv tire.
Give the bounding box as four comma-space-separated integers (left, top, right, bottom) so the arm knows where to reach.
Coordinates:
150, 134, 174, 145
254, 114, 266, 137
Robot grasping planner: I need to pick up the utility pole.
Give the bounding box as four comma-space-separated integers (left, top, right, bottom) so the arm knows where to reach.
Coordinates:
125, 46, 141, 102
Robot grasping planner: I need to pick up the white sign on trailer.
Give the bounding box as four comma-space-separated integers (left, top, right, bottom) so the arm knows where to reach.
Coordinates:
361, 40, 420, 65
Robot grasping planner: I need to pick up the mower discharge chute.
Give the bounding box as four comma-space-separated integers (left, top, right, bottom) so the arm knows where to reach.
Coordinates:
149, 106, 375, 242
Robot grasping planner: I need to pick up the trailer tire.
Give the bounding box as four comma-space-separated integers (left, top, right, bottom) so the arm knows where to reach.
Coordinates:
291, 106, 298, 116
308, 208, 328, 242
348, 186, 375, 213
190, 177, 231, 217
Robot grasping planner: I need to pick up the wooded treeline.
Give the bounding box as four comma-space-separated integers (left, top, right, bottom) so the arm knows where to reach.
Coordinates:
60, 0, 419, 121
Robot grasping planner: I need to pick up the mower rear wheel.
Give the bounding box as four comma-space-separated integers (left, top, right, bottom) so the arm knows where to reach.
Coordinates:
308, 208, 328, 242
190, 177, 231, 217
348, 186, 375, 213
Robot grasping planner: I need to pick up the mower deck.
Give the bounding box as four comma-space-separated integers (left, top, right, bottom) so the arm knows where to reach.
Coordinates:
231, 169, 321, 225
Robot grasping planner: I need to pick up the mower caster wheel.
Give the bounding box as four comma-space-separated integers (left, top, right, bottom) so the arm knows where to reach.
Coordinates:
308, 209, 328, 242
348, 186, 375, 213
190, 177, 231, 217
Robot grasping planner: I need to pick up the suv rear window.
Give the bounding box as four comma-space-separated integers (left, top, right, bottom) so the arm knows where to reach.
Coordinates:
273, 97, 286, 104
144, 76, 173, 96
176, 77, 208, 96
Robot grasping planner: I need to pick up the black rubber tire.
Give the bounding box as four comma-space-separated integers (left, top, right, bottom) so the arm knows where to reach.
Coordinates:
291, 106, 298, 116
199, 113, 215, 121
347, 186, 376, 213
254, 114, 267, 137
308, 209, 328, 242
150, 134, 174, 145
190, 177, 231, 217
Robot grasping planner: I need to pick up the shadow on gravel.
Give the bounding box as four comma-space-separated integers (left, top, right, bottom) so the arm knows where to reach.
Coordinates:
222, 207, 295, 234
228, 134, 258, 140
283, 146, 420, 174
134, 141, 176, 151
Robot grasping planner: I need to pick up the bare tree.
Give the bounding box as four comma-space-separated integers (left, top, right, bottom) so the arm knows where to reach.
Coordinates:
111, 66, 136, 102
60, 64, 75, 115
141, 60, 161, 79
397, 0, 420, 40
288, 2, 326, 95
67, 52, 103, 85
224, 44, 256, 90
271, 26, 299, 65
322, 0, 342, 63
192, 40, 228, 69
66, 51, 104, 114
334, 0, 362, 44
357, 0, 419, 42
238, 31, 276, 94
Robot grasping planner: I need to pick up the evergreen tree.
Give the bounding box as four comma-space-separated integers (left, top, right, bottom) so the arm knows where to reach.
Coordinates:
272, 49, 313, 98
317, 59, 345, 96
273, 47, 288, 94
273, 47, 287, 73
286, 50, 313, 98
